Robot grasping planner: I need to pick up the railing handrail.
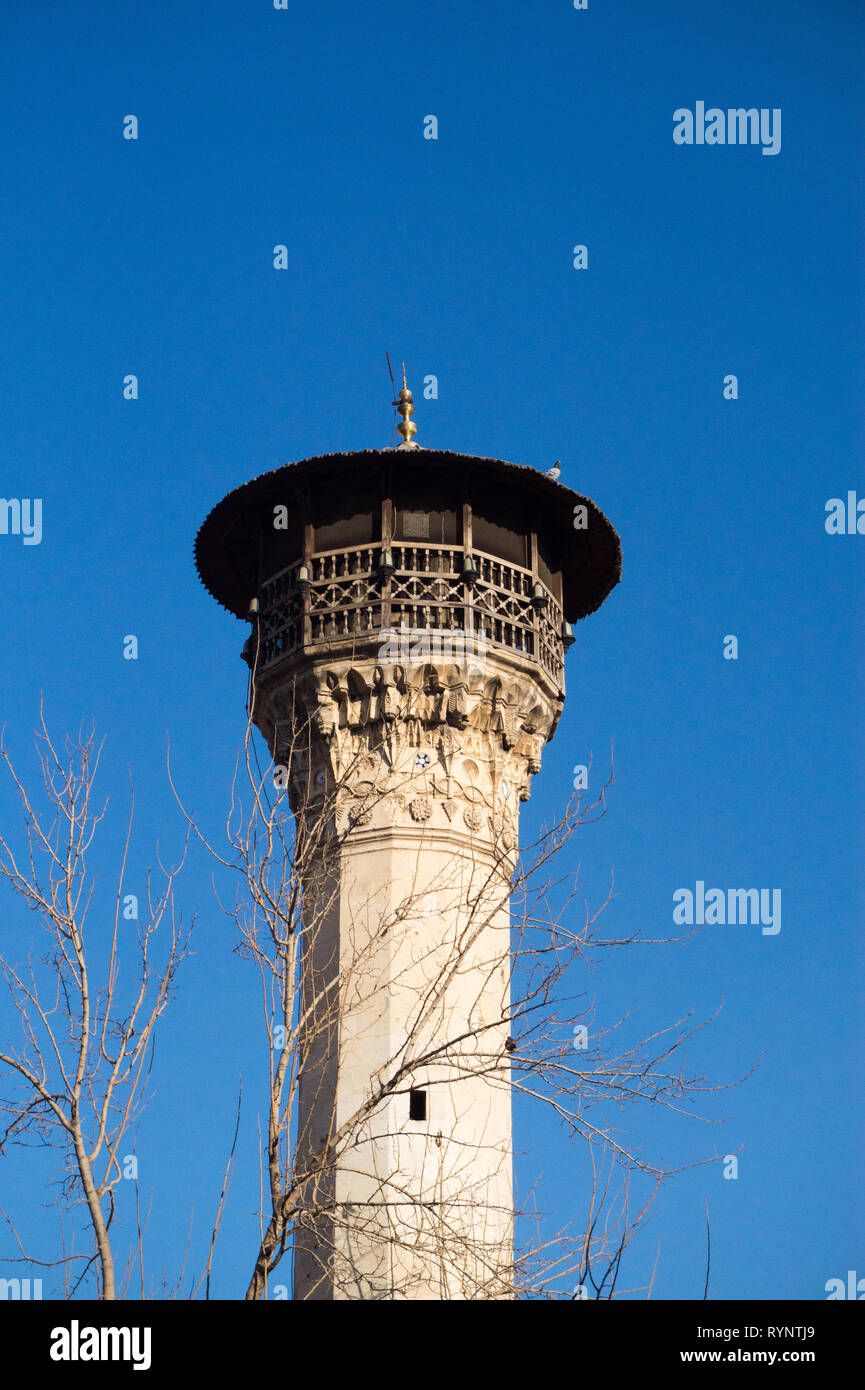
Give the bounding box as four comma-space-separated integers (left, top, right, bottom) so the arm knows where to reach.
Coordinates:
262, 541, 545, 595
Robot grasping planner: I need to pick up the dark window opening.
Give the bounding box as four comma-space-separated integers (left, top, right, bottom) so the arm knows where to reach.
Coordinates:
402, 510, 430, 539
393, 489, 459, 544
472, 509, 528, 568
409, 1088, 427, 1122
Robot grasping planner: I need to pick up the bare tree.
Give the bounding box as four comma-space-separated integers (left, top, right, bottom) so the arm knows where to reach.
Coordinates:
0, 693, 728, 1304
0, 706, 193, 1300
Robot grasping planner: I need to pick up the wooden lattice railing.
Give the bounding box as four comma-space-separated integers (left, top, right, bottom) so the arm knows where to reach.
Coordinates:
257, 542, 564, 683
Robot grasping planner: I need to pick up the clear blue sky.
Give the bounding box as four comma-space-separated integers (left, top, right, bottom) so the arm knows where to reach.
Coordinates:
0, 0, 862, 1299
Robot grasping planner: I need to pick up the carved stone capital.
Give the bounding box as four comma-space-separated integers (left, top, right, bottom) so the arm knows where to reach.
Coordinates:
256, 654, 560, 853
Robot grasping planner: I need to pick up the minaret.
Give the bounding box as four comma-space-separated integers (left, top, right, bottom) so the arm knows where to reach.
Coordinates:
195, 379, 621, 1299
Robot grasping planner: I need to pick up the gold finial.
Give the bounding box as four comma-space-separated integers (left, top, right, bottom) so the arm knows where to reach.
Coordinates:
395, 360, 419, 449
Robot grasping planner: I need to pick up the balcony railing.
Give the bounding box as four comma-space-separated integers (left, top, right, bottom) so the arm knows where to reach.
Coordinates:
256, 542, 565, 685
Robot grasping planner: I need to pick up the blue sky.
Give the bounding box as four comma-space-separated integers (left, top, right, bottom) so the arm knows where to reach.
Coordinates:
0, 0, 862, 1299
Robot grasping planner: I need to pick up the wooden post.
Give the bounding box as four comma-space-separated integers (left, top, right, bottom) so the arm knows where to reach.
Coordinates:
381, 492, 393, 636
462, 500, 474, 638
302, 510, 314, 648
529, 526, 540, 661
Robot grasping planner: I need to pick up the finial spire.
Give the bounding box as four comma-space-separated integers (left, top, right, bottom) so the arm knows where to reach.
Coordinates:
395, 360, 419, 449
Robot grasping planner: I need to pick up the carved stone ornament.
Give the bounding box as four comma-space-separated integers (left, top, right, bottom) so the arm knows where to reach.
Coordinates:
269, 661, 560, 767
260, 657, 555, 841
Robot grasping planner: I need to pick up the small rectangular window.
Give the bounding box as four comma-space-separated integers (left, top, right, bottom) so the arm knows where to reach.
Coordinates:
409, 1088, 427, 1122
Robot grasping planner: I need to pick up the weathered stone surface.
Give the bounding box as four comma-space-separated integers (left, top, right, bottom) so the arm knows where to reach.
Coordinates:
253, 648, 550, 1299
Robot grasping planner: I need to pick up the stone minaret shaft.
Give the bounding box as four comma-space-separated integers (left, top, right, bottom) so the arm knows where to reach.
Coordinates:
195, 394, 621, 1300
260, 651, 555, 1299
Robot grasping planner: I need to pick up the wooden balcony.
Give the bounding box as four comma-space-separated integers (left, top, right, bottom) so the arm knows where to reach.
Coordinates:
255, 541, 565, 686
